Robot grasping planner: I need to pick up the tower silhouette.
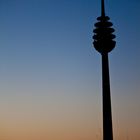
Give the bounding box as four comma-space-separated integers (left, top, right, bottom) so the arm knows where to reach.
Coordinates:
93, 0, 116, 140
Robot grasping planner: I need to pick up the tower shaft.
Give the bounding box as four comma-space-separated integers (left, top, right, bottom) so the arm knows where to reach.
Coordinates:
102, 53, 113, 140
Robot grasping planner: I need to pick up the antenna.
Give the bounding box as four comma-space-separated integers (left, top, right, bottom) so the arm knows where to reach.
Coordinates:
101, 0, 105, 17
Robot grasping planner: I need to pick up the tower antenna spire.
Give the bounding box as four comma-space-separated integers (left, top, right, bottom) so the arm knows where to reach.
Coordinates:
102, 0, 105, 17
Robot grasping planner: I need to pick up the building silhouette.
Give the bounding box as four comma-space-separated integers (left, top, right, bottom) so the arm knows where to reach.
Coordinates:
93, 0, 116, 140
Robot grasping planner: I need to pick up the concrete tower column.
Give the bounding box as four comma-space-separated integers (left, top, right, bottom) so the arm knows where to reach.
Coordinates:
102, 53, 113, 140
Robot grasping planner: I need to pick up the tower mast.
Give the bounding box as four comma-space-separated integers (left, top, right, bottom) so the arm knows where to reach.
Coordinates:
101, 0, 105, 17
93, 0, 116, 140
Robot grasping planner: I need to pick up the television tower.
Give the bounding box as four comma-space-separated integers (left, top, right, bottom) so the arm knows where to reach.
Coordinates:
93, 0, 116, 140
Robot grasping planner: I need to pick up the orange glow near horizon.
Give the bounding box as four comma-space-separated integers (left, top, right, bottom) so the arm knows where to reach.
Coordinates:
0, 98, 140, 140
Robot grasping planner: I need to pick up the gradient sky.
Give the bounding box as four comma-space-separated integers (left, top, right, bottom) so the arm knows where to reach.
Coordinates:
0, 0, 140, 140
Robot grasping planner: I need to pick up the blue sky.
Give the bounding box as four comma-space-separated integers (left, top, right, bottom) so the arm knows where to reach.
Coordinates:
0, 0, 140, 140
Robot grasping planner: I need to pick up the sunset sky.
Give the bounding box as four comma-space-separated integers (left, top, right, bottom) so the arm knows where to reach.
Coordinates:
0, 0, 140, 140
